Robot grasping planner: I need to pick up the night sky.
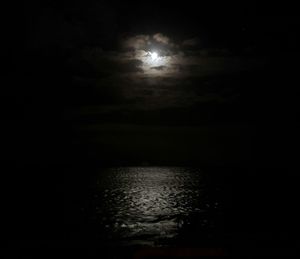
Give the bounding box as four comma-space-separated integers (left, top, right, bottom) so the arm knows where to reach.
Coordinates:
2, 1, 300, 166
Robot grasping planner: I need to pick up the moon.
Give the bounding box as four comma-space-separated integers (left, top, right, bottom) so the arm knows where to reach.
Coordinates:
139, 50, 170, 73
150, 52, 158, 60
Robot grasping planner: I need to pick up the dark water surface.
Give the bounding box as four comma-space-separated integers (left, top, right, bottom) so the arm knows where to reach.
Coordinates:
7, 165, 300, 257
63, 166, 299, 255
66, 167, 225, 246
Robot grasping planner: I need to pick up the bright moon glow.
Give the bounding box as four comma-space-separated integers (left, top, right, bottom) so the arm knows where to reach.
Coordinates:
150, 52, 158, 60
139, 50, 170, 73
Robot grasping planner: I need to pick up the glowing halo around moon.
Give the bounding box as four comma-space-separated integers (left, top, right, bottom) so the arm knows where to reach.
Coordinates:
145, 51, 165, 66
137, 50, 172, 74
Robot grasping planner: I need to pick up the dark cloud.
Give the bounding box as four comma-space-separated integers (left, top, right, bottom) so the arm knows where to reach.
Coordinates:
96, 58, 144, 75
153, 33, 170, 45
50, 29, 268, 125
122, 33, 179, 55
150, 66, 167, 71
182, 38, 200, 48
123, 35, 150, 51
78, 48, 144, 75
118, 59, 144, 73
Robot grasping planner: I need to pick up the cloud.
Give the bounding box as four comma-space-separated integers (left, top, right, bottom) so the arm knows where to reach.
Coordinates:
182, 38, 200, 47
123, 35, 150, 50
117, 59, 144, 73
66, 33, 266, 121
150, 66, 166, 71
121, 33, 253, 78
153, 33, 170, 45
79, 48, 144, 75
123, 33, 175, 53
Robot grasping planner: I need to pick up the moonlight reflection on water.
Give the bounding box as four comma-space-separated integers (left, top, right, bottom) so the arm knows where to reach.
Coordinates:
80, 167, 223, 246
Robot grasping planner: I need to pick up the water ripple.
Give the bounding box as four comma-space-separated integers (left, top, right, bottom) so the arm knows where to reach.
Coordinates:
83, 167, 223, 245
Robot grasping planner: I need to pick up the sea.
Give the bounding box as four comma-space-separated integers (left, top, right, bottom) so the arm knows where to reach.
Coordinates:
62, 166, 299, 256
